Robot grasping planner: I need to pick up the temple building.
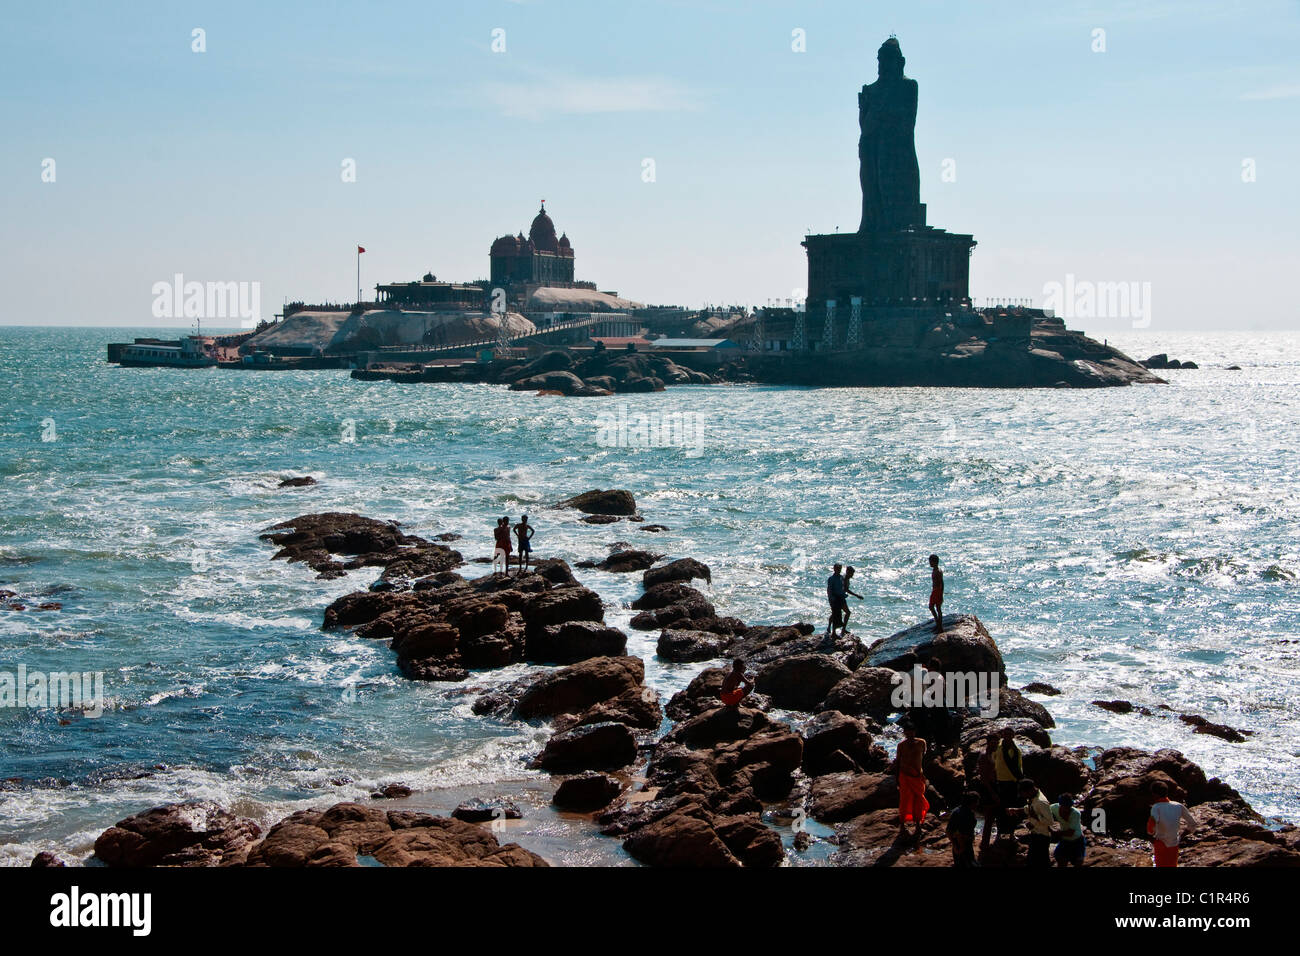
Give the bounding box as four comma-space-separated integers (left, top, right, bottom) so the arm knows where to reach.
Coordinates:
490, 202, 576, 288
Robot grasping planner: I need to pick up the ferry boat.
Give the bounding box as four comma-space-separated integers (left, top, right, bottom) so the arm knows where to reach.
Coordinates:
108, 336, 217, 368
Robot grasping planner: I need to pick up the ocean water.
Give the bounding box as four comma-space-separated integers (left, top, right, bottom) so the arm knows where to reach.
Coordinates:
1, 325, 1298, 866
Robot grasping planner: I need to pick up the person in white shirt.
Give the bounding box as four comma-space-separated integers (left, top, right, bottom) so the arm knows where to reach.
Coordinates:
1050, 793, 1087, 866
1147, 780, 1197, 867
1017, 778, 1053, 867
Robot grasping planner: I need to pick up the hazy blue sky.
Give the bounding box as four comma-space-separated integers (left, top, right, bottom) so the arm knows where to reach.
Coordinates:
2, 0, 1297, 332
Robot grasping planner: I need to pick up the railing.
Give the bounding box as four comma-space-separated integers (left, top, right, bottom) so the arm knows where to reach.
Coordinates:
374, 314, 607, 354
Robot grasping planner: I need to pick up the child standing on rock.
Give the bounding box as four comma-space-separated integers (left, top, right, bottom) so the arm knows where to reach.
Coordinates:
928, 554, 944, 633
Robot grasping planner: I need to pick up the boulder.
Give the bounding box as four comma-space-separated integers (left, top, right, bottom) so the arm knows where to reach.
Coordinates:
656, 628, 736, 663
819, 666, 901, 718
510, 370, 586, 395
865, 614, 1004, 679
526, 620, 627, 664
557, 489, 638, 516
535, 721, 639, 773
800, 711, 882, 777
512, 656, 646, 720
451, 799, 523, 824
643, 558, 712, 589
622, 807, 740, 867
754, 654, 853, 711
553, 772, 624, 812
521, 586, 605, 631
93, 802, 262, 867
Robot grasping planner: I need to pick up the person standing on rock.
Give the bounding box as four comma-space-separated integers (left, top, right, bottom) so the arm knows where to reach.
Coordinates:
992, 728, 1024, 838
842, 566, 864, 634
826, 563, 848, 638
513, 515, 535, 575
493, 517, 513, 574
928, 554, 944, 633
1147, 780, 1197, 867
976, 733, 1002, 852
719, 657, 755, 709
1018, 778, 1054, 867
894, 720, 929, 843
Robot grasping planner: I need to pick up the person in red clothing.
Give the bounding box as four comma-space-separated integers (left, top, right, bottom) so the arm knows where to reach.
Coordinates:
894, 720, 929, 842
1147, 780, 1197, 867
719, 658, 754, 708
928, 553, 945, 633
493, 517, 513, 573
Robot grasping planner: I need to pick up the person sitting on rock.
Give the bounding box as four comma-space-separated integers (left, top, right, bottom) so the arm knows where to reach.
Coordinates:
826, 563, 848, 638
893, 719, 929, 843
493, 517, 512, 574
719, 657, 754, 709
1147, 780, 1197, 867
1051, 793, 1086, 866
946, 790, 981, 867
513, 515, 534, 575
928, 553, 944, 633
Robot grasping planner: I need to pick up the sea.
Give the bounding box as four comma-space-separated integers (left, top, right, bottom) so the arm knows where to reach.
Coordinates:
1, 326, 1297, 866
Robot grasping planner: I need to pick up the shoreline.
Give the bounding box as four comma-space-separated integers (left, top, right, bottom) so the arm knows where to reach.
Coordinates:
38, 495, 1298, 868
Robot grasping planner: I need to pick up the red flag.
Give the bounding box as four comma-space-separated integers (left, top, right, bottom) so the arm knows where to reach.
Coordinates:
357, 246, 366, 254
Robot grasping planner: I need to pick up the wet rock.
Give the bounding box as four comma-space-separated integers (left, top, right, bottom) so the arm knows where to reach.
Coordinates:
754, 654, 853, 711
1022, 681, 1061, 696
819, 666, 901, 718
477, 655, 646, 720
562, 686, 663, 731
865, 614, 1004, 679
643, 558, 712, 589
1179, 714, 1249, 743
582, 549, 662, 573
557, 489, 638, 516
1093, 699, 1134, 714
93, 802, 262, 867
622, 806, 740, 867
245, 822, 333, 867
261, 512, 456, 580
715, 815, 784, 868
809, 772, 941, 823
800, 711, 883, 777
521, 585, 605, 631
451, 799, 523, 823
371, 784, 413, 800
277, 475, 317, 488
553, 772, 624, 812
656, 628, 736, 663
535, 721, 639, 773
30, 852, 66, 867
957, 716, 1052, 750
998, 687, 1055, 728
526, 620, 627, 665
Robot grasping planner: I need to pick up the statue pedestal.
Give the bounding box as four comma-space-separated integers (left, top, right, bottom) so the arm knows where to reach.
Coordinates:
802, 225, 976, 314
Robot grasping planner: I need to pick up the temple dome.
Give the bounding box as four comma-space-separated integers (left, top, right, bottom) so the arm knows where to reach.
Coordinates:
528, 204, 559, 253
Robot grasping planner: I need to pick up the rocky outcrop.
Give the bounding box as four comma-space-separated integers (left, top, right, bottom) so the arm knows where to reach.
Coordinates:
553, 772, 624, 812
556, 489, 638, 516
261, 512, 462, 581
93, 802, 263, 867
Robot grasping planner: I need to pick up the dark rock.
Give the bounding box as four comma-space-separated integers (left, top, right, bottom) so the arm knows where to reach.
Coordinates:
451, 799, 523, 823
553, 772, 624, 812
508, 655, 647, 720
865, 614, 1004, 679
30, 852, 66, 867
656, 628, 736, 663
1022, 681, 1061, 696
1093, 699, 1134, 714
755, 654, 853, 711
819, 666, 901, 718
93, 802, 262, 867
535, 721, 638, 773
371, 784, 413, 800
643, 558, 712, 589
557, 489, 638, 516
526, 620, 627, 664
277, 475, 317, 488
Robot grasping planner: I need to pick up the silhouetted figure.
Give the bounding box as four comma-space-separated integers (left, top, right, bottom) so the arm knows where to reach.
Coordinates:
826, 563, 848, 638
992, 728, 1024, 838
1051, 793, 1087, 866
1018, 778, 1053, 867
842, 565, 863, 633
946, 790, 981, 867
928, 553, 944, 633
858, 38, 924, 233
513, 515, 534, 574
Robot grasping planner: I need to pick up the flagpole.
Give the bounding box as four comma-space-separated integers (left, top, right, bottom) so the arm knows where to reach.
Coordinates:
356, 247, 360, 305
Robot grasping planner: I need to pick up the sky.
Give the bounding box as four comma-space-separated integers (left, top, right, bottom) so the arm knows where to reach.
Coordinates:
1, 0, 1297, 333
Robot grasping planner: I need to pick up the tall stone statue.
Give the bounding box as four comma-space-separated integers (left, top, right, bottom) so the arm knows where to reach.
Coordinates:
858, 37, 923, 233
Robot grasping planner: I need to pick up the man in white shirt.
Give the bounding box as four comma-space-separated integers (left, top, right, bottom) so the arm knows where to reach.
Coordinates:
1017, 778, 1053, 867
1147, 780, 1197, 867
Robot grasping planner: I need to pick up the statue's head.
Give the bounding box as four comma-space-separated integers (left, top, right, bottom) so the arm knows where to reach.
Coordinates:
877, 37, 904, 79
